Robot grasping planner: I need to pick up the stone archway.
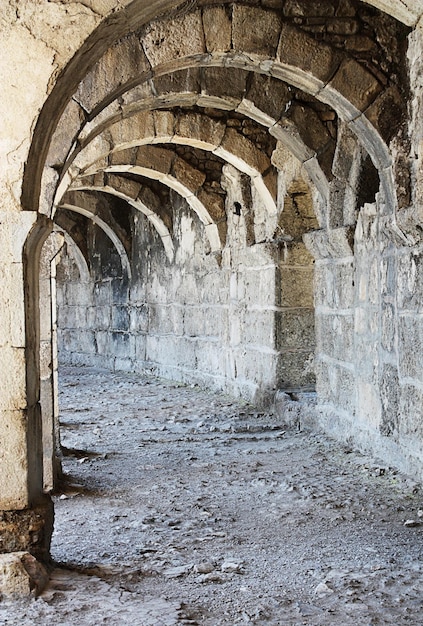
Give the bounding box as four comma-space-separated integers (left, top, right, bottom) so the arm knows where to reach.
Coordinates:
5, 0, 415, 586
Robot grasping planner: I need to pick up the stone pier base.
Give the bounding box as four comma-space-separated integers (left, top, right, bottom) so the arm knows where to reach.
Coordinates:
0, 496, 53, 565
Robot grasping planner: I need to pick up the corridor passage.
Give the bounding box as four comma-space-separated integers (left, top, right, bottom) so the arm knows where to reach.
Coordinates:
2, 366, 423, 624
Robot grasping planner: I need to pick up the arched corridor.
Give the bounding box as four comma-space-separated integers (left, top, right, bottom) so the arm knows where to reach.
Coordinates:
2, 0, 423, 610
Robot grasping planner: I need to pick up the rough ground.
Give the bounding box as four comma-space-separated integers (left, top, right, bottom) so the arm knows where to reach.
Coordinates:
1, 366, 423, 625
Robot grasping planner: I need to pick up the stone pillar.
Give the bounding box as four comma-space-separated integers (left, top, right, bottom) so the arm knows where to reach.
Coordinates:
40, 231, 65, 493
0, 211, 54, 580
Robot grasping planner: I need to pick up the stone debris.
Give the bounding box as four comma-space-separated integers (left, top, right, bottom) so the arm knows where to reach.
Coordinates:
403, 519, 421, 528
314, 582, 334, 597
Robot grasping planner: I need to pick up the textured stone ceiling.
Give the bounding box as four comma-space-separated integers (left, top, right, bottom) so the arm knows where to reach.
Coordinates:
22, 0, 410, 264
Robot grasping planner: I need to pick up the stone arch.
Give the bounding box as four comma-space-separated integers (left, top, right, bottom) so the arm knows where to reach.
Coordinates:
24, 1, 408, 222
57, 204, 133, 280
62, 184, 175, 261
68, 109, 280, 222
60, 231, 91, 284
69, 154, 223, 252
6, 0, 418, 580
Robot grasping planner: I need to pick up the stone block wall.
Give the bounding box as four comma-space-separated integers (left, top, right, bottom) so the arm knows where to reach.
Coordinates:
56, 177, 303, 404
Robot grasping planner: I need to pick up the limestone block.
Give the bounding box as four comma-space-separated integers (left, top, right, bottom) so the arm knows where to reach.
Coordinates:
202, 66, 248, 101
397, 252, 423, 312
232, 5, 282, 57
314, 261, 354, 309
90, 305, 111, 330
276, 309, 316, 349
169, 304, 184, 336
398, 315, 423, 382
366, 258, 380, 306
61, 305, 88, 329
153, 67, 201, 98
0, 552, 49, 597
356, 381, 382, 429
204, 306, 226, 338
245, 74, 292, 122
0, 264, 23, 348
236, 99, 275, 130
249, 267, 277, 307
381, 302, 395, 353
304, 227, 354, 260
147, 334, 177, 367
184, 306, 205, 337
135, 334, 147, 361
130, 305, 149, 334
379, 364, 401, 437
399, 385, 423, 443
118, 80, 155, 109
195, 340, 221, 374
202, 6, 232, 52
0, 408, 31, 508
175, 337, 197, 368
78, 328, 97, 354
288, 104, 332, 154
111, 332, 135, 359
276, 349, 316, 390
0, 211, 38, 264
174, 112, 225, 150
135, 145, 174, 174
39, 340, 53, 381
281, 242, 314, 266
364, 86, 404, 144
75, 34, 150, 113
108, 112, 156, 148
105, 174, 141, 200
332, 122, 360, 180
316, 313, 354, 361
270, 120, 316, 163
172, 157, 206, 192
219, 128, 269, 175
148, 304, 174, 334
47, 99, 84, 168
243, 309, 274, 346
279, 267, 314, 308
321, 59, 382, 121
197, 190, 225, 223
0, 24, 55, 211
142, 12, 205, 67
111, 306, 130, 332
153, 111, 176, 142
234, 347, 278, 386
95, 330, 110, 356
114, 356, 135, 373
316, 359, 355, 413
108, 148, 137, 168
277, 24, 340, 84
0, 347, 27, 411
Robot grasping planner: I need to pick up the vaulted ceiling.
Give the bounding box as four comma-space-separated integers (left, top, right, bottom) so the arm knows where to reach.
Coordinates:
23, 0, 410, 271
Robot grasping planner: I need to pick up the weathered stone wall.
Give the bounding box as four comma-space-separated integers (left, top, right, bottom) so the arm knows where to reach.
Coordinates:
56, 171, 303, 404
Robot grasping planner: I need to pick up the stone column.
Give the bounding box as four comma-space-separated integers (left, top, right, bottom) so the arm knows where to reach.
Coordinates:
0, 211, 54, 590
40, 231, 65, 493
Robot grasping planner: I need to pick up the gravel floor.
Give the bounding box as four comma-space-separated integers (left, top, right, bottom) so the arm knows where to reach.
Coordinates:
1, 365, 423, 625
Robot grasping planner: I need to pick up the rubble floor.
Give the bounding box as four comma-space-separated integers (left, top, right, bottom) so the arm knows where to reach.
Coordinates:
1, 365, 423, 625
